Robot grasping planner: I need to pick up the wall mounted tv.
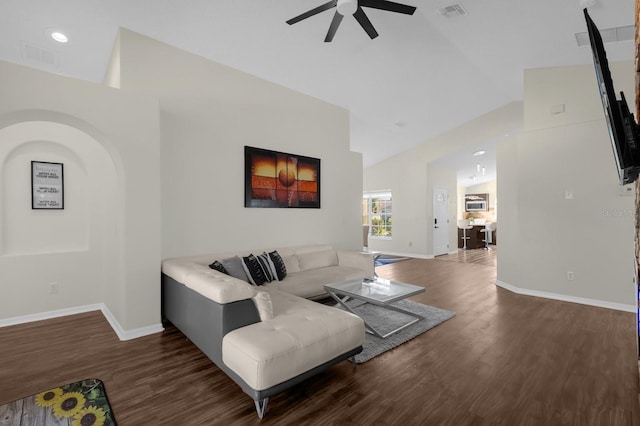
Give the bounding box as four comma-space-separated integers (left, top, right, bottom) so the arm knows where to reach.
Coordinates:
584, 8, 640, 185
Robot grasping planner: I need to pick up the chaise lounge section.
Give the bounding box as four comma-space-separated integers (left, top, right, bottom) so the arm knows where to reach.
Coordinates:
161, 244, 373, 417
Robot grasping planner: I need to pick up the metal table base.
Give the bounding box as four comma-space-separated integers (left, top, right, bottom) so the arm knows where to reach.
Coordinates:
327, 292, 424, 339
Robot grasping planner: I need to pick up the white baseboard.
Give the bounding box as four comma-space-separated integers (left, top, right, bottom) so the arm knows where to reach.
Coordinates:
496, 280, 636, 313
0, 303, 164, 341
98, 305, 165, 341
0, 304, 104, 328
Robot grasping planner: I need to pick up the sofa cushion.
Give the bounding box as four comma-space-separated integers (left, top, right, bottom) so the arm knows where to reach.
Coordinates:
268, 265, 367, 299
278, 249, 299, 274
242, 254, 267, 286
221, 256, 250, 283
222, 289, 364, 391
268, 250, 287, 281
296, 249, 338, 272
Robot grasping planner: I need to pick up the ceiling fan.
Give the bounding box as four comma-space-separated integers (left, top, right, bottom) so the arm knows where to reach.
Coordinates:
286, 0, 417, 42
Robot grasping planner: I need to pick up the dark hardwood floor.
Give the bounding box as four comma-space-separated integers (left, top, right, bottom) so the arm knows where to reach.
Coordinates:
1, 249, 638, 425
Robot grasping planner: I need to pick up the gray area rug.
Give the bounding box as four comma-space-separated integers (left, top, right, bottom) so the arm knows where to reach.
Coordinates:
340, 299, 456, 363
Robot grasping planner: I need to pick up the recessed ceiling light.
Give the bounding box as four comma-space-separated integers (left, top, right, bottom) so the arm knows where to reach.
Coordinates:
472, 150, 486, 156
51, 32, 68, 43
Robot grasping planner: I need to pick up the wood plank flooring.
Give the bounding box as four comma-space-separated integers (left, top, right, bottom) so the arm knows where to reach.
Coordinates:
1, 249, 638, 425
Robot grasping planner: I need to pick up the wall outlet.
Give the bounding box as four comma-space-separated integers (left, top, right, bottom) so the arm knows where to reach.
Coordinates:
566, 271, 574, 281
408, 241, 412, 247
48, 282, 58, 294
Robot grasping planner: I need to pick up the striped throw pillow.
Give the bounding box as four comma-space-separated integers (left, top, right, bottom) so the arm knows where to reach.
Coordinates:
256, 252, 277, 282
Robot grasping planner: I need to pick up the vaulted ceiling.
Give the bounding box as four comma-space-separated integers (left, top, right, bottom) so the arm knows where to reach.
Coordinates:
1, 0, 635, 168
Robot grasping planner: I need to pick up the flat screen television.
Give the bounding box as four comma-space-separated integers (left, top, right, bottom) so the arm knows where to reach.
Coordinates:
584, 8, 640, 185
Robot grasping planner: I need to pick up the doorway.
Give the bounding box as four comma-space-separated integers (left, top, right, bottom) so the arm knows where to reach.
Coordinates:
433, 187, 449, 256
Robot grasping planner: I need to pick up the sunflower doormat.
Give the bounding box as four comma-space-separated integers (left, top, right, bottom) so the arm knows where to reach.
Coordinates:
0, 378, 116, 425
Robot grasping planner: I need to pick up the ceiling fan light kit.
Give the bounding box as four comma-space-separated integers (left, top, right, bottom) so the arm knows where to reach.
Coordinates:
286, 0, 417, 42
337, 0, 358, 16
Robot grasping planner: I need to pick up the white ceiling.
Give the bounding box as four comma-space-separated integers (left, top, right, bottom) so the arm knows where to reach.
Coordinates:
1, 0, 636, 172
432, 137, 499, 188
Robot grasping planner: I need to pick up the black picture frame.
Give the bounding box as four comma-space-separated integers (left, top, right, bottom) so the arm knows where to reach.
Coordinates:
244, 146, 320, 208
31, 161, 64, 209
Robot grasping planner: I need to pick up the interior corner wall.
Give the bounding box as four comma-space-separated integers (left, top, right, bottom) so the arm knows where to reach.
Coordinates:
497, 61, 636, 309
363, 102, 523, 257
0, 61, 161, 331
112, 29, 362, 257
103, 31, 121, 89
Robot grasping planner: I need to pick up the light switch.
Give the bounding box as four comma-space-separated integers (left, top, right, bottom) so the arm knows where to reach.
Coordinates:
565, 190, 574, 200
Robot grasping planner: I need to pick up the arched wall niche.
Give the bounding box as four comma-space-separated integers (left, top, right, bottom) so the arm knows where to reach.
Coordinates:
2, 137, 87, 253
0, 121, 119, 255
0, 110, 126, 183
0, 110, 126, 320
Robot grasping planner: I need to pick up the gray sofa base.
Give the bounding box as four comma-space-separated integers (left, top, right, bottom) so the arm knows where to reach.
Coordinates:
161, 273, 362, 417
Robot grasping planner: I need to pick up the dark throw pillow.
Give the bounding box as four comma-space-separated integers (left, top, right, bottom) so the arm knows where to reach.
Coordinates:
256, 252, 276, 283
268, 250, 287, 281
208, 260, 228, 274
242, 254, 267, 286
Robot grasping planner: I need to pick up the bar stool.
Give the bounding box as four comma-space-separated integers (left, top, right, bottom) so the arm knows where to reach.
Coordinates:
457, 219, 473, 250
481, 222, 496, 250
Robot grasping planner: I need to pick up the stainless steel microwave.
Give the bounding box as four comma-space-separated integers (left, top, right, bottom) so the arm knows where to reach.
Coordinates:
465, 200, 487, 211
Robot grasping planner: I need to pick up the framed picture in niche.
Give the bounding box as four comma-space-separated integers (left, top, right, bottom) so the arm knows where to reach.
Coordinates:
244, 146, 320, 208
31, 161, 64, 209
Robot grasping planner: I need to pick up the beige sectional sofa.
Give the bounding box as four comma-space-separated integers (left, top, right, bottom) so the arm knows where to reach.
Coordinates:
161, 244, 374, 418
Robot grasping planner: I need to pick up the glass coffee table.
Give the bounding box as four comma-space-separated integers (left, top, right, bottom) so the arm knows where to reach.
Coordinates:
324, 277, 425, 338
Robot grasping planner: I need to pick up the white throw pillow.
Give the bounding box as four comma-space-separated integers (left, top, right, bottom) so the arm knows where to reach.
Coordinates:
252, 291, 274, 321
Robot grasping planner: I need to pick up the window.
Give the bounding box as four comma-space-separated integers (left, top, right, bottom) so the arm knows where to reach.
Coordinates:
363, 191, 392, 238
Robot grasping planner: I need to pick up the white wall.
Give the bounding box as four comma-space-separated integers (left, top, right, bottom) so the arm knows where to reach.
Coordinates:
0, 61, 161, 332
363, 102, 523, 257
0, 27, 363, 335
497, 61, 636, 310
110, 30, 363, 258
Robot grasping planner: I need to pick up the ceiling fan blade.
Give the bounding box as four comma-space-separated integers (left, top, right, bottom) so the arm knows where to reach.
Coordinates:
359, 0, 416, 15
353, 7, 379, 39
325, 11, 344, 42
287, 0, 338, 25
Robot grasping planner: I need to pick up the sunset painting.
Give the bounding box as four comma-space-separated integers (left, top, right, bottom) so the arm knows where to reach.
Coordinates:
245, 146, 320, 208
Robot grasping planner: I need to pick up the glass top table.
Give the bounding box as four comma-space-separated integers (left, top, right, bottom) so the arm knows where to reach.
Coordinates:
324, 277, 426, 338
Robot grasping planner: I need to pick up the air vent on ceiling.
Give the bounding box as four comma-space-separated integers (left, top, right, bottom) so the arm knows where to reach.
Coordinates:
575, 24, 635, 46
20, 41, 58, 67
439, 4, 467, 17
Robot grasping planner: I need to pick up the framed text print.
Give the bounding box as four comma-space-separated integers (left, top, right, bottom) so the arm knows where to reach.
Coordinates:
31, 161, 64, 209
244, 146, 320, 208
